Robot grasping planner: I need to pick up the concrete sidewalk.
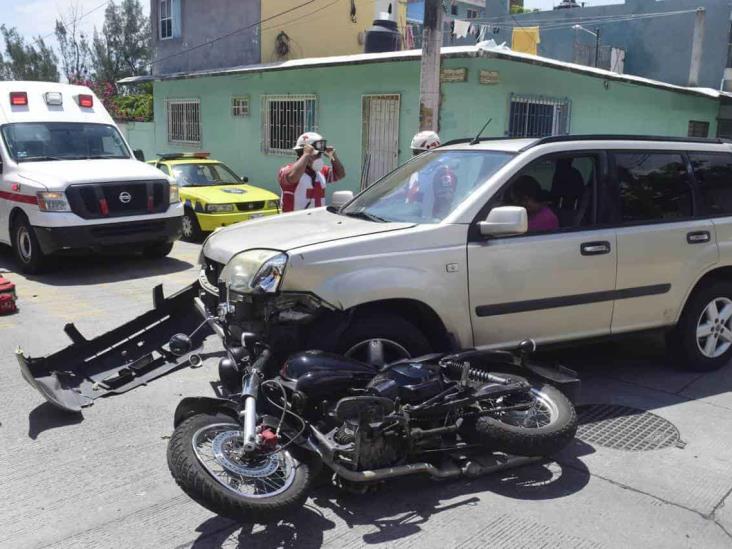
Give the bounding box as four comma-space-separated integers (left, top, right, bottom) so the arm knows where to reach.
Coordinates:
1, 242, 731, 548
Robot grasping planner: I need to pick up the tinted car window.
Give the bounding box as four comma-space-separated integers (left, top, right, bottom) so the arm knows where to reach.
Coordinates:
614, 153, 691, 223
689, 152, 732, 215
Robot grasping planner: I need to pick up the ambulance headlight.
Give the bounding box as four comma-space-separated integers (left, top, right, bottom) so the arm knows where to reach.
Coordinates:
37, 191, 71, 212
220, 250, 287, 294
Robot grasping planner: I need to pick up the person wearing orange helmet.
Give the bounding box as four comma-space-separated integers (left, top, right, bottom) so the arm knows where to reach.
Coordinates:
277, 132, 346, 212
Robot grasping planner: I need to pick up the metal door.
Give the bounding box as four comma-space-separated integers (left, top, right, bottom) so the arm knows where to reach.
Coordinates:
361, 94, 400, 190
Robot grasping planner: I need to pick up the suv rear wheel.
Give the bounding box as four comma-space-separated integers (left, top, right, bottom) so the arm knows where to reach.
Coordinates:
335, 313, 432, 366
669, 280, 732, 371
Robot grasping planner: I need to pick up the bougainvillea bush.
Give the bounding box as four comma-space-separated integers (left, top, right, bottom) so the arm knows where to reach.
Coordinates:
70, 78, 153, 122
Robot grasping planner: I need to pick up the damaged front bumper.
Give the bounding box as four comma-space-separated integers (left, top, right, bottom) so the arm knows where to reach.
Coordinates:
17, 282, 213, 413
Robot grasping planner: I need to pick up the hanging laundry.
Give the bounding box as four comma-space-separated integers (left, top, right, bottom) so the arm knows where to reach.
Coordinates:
453, 19, 470, 39
511, 26, 540, 55
405, 24, 415, 49
478, 24, 490, 42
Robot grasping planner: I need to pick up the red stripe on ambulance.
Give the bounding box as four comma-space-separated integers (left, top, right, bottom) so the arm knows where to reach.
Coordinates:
0, 190, 38, 205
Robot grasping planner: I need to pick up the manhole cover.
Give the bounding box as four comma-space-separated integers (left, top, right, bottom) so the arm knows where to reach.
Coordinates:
576, 404, 682, 451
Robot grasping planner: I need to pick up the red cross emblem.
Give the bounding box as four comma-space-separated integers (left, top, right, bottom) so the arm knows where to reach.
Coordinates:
306, 183, 325, 206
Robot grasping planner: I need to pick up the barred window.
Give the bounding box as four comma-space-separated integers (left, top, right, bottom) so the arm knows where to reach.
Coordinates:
160, 0, 172, 39
508, 94, 571, 138
167, 99, 201, 144
232, 96, 250, 117
262, 95, 317, 154
688, 120, 710, 138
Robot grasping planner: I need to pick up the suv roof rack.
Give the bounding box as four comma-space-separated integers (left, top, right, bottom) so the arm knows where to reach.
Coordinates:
520, 134, 729, 152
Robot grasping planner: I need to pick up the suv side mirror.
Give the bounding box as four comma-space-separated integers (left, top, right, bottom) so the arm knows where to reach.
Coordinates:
133, 149, 145, 162
478, 206, 528, 237
331, 190, 354, 210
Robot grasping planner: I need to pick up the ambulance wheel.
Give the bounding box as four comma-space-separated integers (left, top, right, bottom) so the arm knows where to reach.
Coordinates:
12, 215, 48, 274
181, 210, 202, 242
142, 242, 174, 259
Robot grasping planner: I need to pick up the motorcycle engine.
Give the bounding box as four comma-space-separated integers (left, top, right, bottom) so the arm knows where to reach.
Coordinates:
335, 420, 404, 470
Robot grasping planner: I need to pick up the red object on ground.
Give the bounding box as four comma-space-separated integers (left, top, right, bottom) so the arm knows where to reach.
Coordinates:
0, 276, 17, 315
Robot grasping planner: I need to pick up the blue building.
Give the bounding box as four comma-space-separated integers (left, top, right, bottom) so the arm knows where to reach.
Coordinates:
407, 0, 732, 91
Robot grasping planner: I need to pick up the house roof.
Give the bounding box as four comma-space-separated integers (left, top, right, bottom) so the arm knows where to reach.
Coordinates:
119, 43, 732, 101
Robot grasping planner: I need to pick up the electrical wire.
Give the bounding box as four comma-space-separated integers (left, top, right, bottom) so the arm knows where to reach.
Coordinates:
32, 0, 109, 46
467, 7, 698, 26
260, 379, 308, 457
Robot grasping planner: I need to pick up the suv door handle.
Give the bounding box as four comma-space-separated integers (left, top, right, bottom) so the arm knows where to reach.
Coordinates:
687, 230, 711, 244
581, 241, 611, 256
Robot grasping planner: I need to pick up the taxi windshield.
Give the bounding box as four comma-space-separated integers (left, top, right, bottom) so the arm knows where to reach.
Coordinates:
341, 150, 514, 223
1, 122, 130, 162
170, 163, 242, 187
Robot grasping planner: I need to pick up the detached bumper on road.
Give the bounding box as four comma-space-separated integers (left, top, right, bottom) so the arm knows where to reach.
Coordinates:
34, 217, 183, 254
16, 282, 210, 413
196, 208, 278, 232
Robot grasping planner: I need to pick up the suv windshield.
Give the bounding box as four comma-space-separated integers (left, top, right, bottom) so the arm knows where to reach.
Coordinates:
1, 122, 130, 162
170, 163, 242, 187
342, 150, 514, 223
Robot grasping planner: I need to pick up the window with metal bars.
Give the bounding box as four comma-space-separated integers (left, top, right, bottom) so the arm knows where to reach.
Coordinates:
167, 99, 201, 144
688, 120, 710, 138
262, 95, 317, 154
232, 96, 250, 117
160, 0, 172, 39
507, 94, 571, 138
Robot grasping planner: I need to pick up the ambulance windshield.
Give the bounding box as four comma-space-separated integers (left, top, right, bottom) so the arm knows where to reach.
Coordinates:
1, 122, 130, 162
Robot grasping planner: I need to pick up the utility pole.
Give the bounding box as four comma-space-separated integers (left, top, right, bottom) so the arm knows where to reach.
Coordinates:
418, 0, 443, 131
688, 7, 706, 86
594, 27, 600, 68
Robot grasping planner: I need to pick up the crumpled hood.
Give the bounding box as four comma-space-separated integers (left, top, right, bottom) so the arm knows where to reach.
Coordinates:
203, 207, 414, 264
18, 159, 168, 187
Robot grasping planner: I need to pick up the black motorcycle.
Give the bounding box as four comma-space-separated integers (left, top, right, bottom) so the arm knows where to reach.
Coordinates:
167, 334, 578, 523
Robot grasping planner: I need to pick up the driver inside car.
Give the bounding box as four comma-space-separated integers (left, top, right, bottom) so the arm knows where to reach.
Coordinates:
510, 175, 559, 233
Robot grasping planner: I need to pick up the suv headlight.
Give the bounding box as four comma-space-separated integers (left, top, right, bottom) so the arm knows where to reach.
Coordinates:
220, 250, 287, 294
37, 191, 71, 212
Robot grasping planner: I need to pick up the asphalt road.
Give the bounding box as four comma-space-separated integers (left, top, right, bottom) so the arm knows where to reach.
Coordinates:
2, 241, 732, 548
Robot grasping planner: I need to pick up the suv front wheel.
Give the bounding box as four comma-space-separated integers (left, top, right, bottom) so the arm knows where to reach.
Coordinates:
670, 280, 732, 371
335, 313, 432, 366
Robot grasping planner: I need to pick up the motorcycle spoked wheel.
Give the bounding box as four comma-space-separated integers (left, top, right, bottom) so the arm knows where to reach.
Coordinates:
167, 413, 315, 522
461, 382, 578, 457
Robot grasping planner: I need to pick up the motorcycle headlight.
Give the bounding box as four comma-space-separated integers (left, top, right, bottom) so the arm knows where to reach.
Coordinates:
219, 250, 287, 294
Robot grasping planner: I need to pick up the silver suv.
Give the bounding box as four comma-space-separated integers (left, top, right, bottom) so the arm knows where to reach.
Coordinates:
200, 135, 732, 372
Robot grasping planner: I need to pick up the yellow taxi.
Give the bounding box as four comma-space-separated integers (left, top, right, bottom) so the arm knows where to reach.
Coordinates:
149, 153, 280, 241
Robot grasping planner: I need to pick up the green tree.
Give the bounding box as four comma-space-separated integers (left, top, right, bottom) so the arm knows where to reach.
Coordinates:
0, 25, 59, 81
92, 0, 151, 83
55, 3, 92, 81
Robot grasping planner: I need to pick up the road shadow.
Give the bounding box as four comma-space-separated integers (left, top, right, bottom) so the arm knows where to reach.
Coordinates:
0, 244, 193, 286
187, 443, 593, 548
27, 401, 83, 440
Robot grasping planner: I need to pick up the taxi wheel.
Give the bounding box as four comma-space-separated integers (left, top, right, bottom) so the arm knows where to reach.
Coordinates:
181, 210, 203, 242
12, 215, 48, 274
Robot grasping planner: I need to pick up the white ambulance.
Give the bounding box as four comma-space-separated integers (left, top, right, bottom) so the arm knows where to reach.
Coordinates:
0, 81, 183, 273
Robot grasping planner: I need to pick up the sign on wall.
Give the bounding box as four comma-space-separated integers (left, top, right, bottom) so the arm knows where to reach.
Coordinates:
479, 70, 500, 85
440, 68, 468, 83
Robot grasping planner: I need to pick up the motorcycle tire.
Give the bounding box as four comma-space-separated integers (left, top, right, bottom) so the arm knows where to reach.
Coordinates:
167, 412, 314, 523
463, 383, 577, 457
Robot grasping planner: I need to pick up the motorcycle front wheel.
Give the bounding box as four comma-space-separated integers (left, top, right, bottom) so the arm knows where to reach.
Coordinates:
167, 413, 314, 522
463, 383, 577, 457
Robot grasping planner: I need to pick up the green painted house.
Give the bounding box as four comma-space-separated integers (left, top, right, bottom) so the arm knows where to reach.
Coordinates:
120, 45, 728, 198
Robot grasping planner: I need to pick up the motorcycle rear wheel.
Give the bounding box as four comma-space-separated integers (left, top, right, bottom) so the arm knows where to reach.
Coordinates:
167, 413, 314, 522
463, 383, 577, 457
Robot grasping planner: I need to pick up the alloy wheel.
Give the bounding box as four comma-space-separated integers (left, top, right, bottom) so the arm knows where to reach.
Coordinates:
696, 297, 732, 358
182, 215, 193, 239
16, 226, 33, 263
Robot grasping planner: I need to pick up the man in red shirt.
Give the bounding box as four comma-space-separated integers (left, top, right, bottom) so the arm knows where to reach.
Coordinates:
277, 132, 346, 212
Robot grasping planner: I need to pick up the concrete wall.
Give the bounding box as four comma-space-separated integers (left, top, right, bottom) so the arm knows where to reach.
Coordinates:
136, 54, 719, 199
260, 0, 408, 64
118, 121, 158, 161
150, 0, 260, 76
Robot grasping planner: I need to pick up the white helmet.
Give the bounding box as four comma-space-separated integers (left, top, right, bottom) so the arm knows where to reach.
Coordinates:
411, 130, 441, 152
294, 131, 325, 150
